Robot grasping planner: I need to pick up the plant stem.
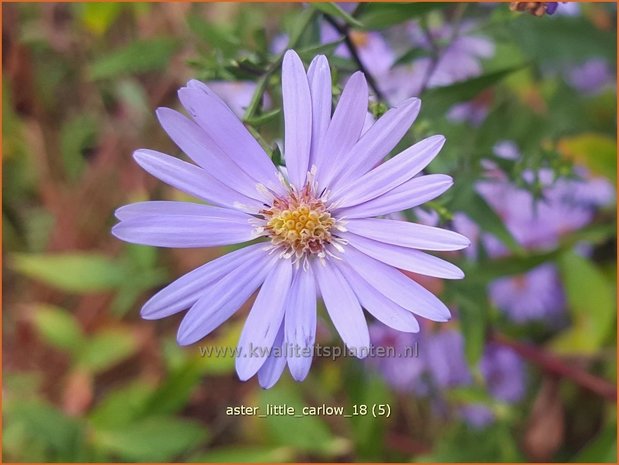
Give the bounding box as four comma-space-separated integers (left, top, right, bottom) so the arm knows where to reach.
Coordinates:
491, 332, 617, 402
243, 9, 316, 122
418, 3, 468, 95
322, 14, 387, 102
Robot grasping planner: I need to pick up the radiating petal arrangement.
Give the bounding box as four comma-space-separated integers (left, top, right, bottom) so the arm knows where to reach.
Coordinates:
112, 49, 469, 388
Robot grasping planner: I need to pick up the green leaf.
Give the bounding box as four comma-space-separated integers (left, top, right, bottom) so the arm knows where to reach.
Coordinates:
312, 3, 363, 28
259, 383, 347, 456
76, 327, 138, 373
4, 400, 83, 459
297, 39, 344, 62
558, 133, 617, 185
89, 38, 179, 80
191, 446, 295, 463
31, 304, 84, 353
448, 184, 523, 255
457, 285, 489, 365
357, 2, 451, 29
345, 373, 391, 460
77, 3, 123, 36
551, 252, 616, 354
139, 360, 204, 416
392, 47, 430, 67
507, 15, 616, 64
422, 66, 525, 117
186, 16, 240, 57
92, 416, 208, 461
287, 7, 317, 47
10, 253, 126, 293
89, 381, 154, 429
60, 115, 97, 182
572, 422, 617, 462
244, 108, 282, 127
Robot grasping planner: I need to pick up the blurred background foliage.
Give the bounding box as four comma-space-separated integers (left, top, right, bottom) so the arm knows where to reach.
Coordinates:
2, 2, 617, 462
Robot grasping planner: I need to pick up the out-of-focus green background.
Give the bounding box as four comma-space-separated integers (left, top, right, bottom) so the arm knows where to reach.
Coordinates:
3, 2, 617, 462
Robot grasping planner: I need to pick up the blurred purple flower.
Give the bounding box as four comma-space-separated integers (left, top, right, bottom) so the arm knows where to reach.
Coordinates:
384, 21, 495, 102
370, 328, 526, 427
425, 330, 473, 388
112, 50, 468, 388
367, 325, 425, 393
490, 264, 567, 324
460, 404, 495, 429
456, 141, 614, 323
481, 343, 526, 402
203, 81, 261, 118
567, 58, 614, 95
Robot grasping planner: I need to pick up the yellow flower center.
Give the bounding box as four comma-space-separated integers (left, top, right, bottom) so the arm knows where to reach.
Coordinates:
261, 185, 336, 258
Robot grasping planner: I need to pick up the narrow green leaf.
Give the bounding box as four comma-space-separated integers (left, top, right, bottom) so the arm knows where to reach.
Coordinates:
312, 3, 364, 28
76, 328, 138, 373
552, 252, 616, 354
60, 115, 97, 182
448, 184, 523, 255
89, 38, 179, 80
191, 446, 294, 463
422, 66, 525, 117
31, 304, 84, 353
93, 416, 208, 461
10, 253, 126, 293
357, 2, 451, 29
89, 381, 154, 429
259, 383, 347, 456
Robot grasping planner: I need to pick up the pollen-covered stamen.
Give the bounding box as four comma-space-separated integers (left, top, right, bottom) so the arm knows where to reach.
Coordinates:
259, 184, 339, 259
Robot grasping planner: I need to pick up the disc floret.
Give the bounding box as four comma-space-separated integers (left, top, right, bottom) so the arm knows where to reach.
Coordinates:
258, 184, 344, 261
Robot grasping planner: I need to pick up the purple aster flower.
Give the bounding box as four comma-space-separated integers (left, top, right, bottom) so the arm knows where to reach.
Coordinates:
567, 58, 614, 95
368, 327, 526, 427
489, 263, 566, 323
112, 50, 468, 388
480, 343, 526, 403
425, 330, 472, 388
367, 324, 425, 393
455, 141, 614, 323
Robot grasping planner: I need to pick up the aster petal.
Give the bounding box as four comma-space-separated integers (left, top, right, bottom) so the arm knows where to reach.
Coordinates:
331, 135, 446, 207
115, 201, 251, 222
236, 259, 293, 381
336, 261, 420, 333
141, 243, 267, 320
180, 80, 284, 194
335, 174, 453, 219
329, 97, 421, 189
285, 267, 317, 382
156, 108, 266, 201
306, 55, 332, 167
112, 212, 255, 248
176, 249, 276, 346
343, 246, 451, 322
133, 149, 263, 212
258, 322, 287, 389
346, 218, 470, 251
316, 72, 368, 187
343, 232, 464, 279
281, 50, 313, 188
313, 261, 370, 358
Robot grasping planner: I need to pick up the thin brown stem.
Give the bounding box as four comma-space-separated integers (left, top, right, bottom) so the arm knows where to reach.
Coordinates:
322, 14, 387, 102
491, 332, 616, 402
